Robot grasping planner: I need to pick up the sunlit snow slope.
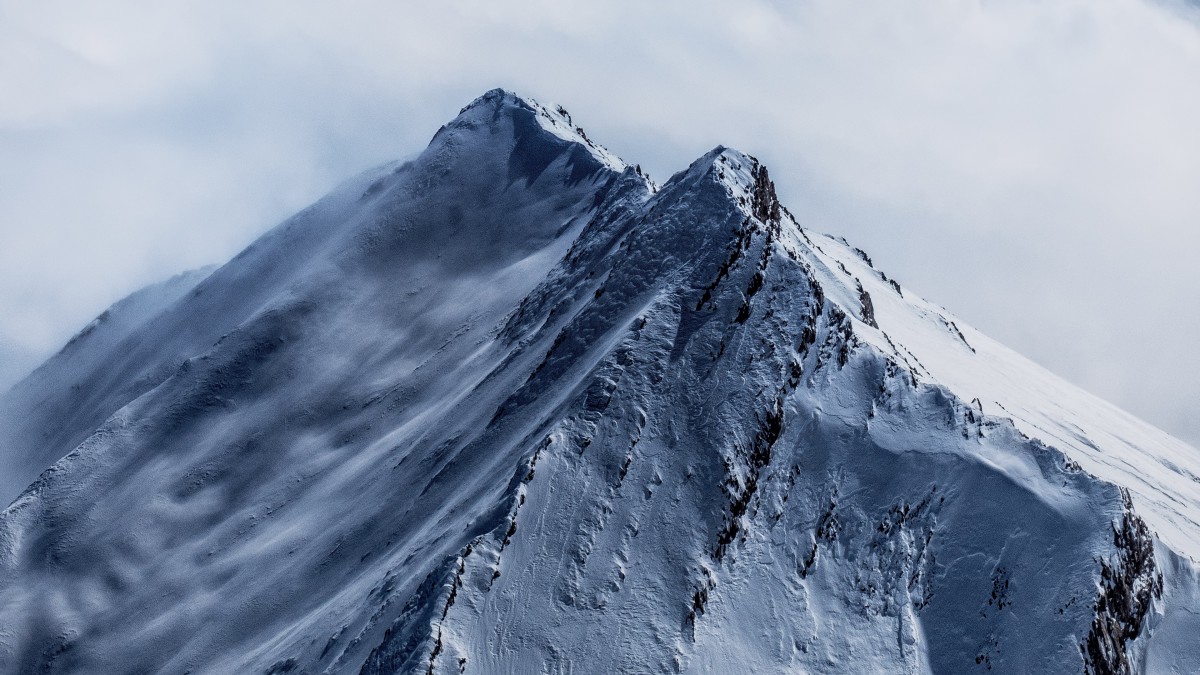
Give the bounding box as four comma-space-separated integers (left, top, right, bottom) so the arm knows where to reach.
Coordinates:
1, 89, 1197, 675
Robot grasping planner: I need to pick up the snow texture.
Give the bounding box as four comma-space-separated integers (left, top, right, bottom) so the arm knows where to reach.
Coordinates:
0, 89, 1197, 674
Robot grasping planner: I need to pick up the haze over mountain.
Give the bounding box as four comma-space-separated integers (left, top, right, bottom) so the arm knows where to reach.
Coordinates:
0, 339, 38, 395
0, 90, 1197, 674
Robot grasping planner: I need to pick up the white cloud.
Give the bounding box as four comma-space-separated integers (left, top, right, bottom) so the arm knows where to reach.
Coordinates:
1, 0, 1197, 446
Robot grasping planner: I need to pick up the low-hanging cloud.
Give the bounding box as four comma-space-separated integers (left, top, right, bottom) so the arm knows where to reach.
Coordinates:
1, 0, 1198, 446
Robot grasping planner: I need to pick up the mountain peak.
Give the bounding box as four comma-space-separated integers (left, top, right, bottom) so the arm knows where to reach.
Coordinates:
1, 91, 1198, 675
441, 88, 626, 175
661, 146, 785, 231
710, 148, 784, 226
451, 88, 536, 125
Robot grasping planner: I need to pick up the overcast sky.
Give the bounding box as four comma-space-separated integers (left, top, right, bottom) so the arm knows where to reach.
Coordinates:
1, 0, 1198, 446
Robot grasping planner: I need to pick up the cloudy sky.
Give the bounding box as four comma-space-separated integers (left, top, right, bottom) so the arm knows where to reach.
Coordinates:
1, 0, 1198, 446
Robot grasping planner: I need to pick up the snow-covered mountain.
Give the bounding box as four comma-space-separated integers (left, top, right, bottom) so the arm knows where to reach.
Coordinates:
1, 89, 1197, 674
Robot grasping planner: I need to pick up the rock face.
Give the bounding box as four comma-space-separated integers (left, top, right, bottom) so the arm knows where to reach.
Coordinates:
1, 89, 1198, 674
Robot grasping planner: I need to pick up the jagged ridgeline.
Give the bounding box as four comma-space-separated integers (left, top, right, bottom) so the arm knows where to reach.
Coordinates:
1, 89, 1198, 674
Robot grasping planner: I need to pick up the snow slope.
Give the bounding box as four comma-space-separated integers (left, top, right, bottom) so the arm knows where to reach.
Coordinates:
0, 89, 1196, 674
0, 265, 215, 503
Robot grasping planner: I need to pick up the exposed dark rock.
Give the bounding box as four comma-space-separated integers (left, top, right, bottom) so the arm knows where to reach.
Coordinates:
801, 489, 840, 577
856, 280, 879, 329
749, 162, 782, 227
852, 247, 874, 267
715, 395, 786, 560
940, 316, 976, 353
1081, 491, 1164, 675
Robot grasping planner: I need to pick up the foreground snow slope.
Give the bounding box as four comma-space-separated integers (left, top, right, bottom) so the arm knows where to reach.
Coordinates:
0, 90, 1197, 674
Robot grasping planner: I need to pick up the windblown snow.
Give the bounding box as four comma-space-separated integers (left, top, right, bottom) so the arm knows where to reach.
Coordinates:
0, 89, 1197, 674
